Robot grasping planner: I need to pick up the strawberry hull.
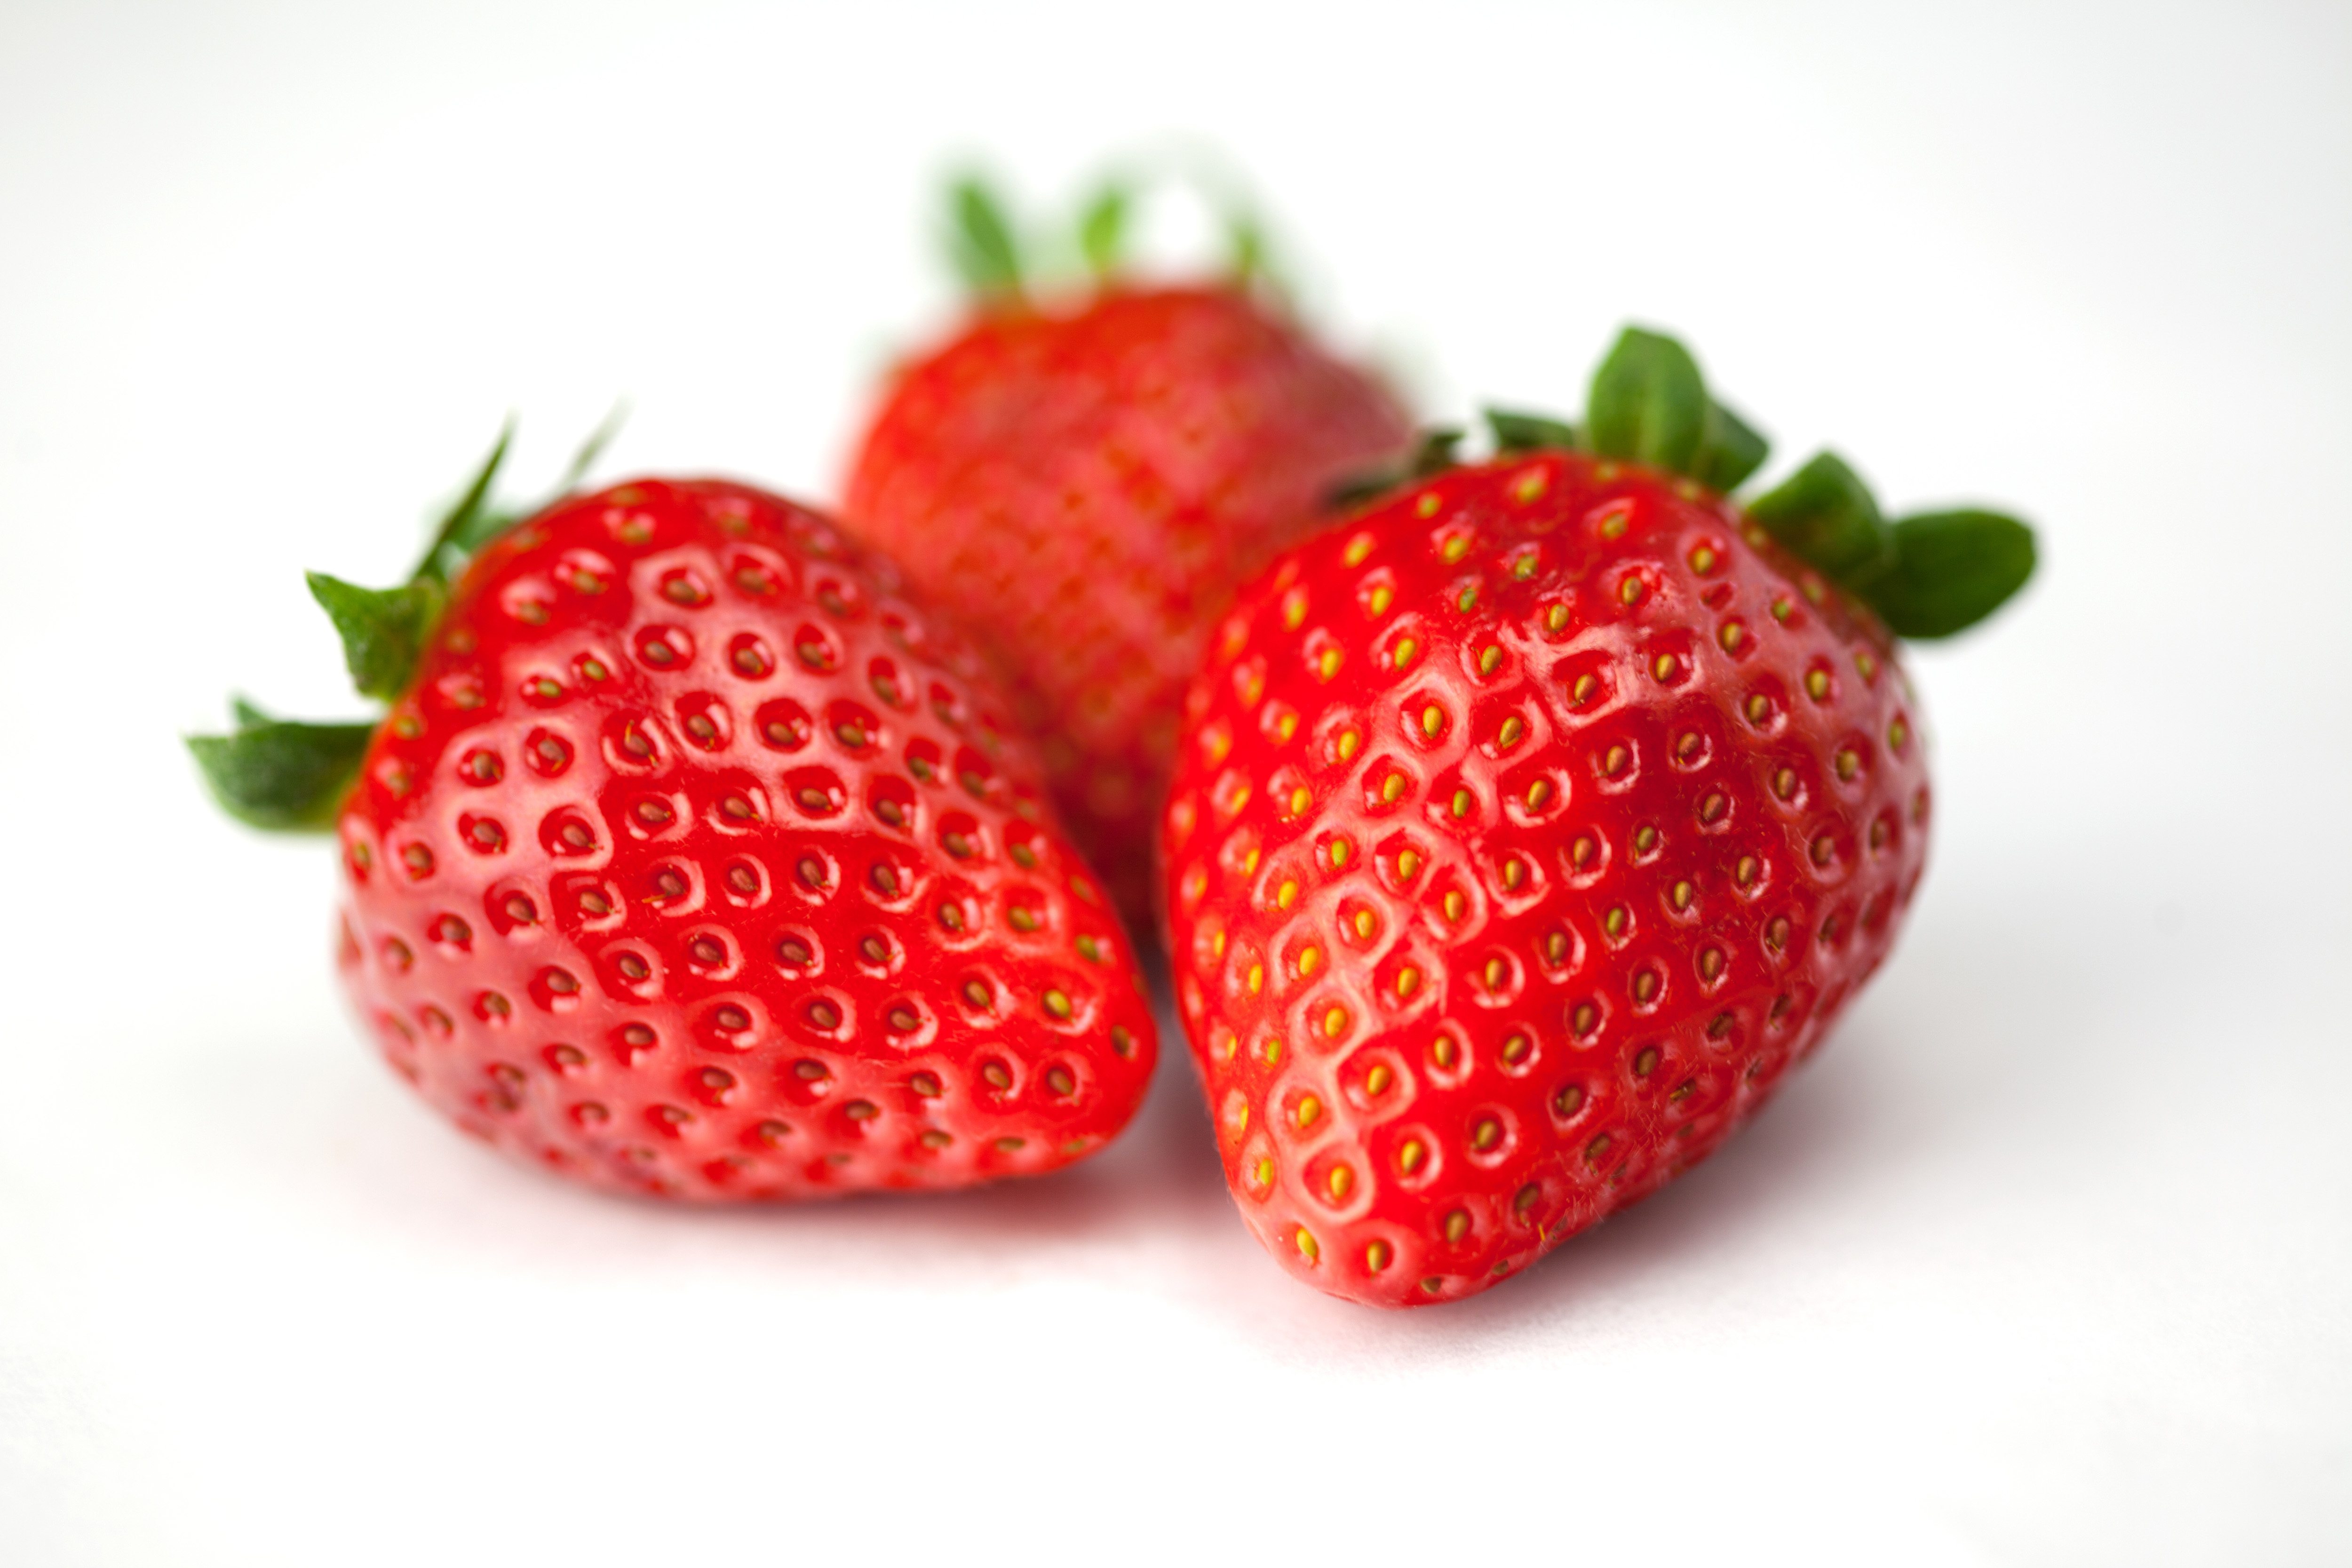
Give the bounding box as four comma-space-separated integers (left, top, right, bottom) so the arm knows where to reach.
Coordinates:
1160, 453, 1929, 1306
334, 479, 1158, 1200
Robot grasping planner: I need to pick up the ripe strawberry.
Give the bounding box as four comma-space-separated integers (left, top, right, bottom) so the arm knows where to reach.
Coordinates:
843, 179, 1413, 923
192, 440, 1157, 1199
1160, 329, 2033, 1306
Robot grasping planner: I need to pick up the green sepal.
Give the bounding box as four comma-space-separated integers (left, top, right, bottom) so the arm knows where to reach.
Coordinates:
1586, 327, 1709, 475
1486, 407, 1581, 454
1859, 510, 2037, 637
415, 422, 515, 586
306, 572, 442, 702
1691, 398, 1770, 492
947, 176, 1024, 298
230, 694, 274, 729
1745, 450, 1895, 582
1079, 185, 1128, 277
1227, 210, 1267, 286
187, 718, 375, 833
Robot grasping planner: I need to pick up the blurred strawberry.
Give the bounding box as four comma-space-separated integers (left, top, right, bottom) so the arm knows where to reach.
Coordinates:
844, 177, 1414, 925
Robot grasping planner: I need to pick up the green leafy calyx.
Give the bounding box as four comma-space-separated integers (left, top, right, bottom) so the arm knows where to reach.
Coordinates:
189, 415, 618, 833
1491, 326, 2034, 638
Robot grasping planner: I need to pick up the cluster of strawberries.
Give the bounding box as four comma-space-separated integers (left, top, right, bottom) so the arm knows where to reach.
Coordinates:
194, 180, 2032, 1308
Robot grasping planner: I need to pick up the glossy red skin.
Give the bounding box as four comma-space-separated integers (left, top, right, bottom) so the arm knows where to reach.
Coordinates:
336, 479, 1158, 1201
1160, 452, 1931, 1306
844, 285, 1413, 924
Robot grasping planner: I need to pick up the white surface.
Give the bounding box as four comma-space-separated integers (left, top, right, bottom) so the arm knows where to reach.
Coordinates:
3, 2, 2348, 1563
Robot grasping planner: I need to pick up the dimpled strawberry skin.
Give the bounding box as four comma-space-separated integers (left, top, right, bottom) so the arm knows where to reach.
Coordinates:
336, 478, 1158, 1200
1160, 451, 1931, 1306
845, 286, 1413, 924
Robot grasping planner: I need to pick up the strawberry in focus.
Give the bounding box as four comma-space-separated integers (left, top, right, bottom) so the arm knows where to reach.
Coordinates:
1160, 329, 2033, 1305
844, 180, 1413, 923
194, 448, 1157, 1199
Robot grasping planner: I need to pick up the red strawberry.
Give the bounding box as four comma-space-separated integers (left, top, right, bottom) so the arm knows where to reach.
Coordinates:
843, 179, 1413, 924
193, 443, 1157, 1200
1159, 329, 2034, 1305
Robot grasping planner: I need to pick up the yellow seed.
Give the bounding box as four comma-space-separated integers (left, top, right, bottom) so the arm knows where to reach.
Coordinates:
1381, 772, 1406, 804
1655, 653, 1678, 680
1483, 957, 1504, 989
1432, 1035, 1459, 1068
1472, 1119, 1500, 1151
1298, 946, 1322, 977
1337, 728, 1362, 761
1442, 890, 1466, 922
1043, 989, 1072, 1019
1318, 648, 1342, 680
1690, 545, 1717, 573
1421, 704, 1443, 738
1672, 880, 1693, 910
1277, 879, 1300, 909
1441, 536, 1470, 564
1605, 907, 1628, 938
1329, 837, 1353, 868
1352, 908, 1375, 939
1396, 965, 1420, 997
1720, 622, 1745, 652
1502, 1033, 1531, 1064
1620, 577, 1643, 605
1288, 785, 1311, 816
1248, 963, 1264, 994
1498, 716, 1525, 749
1545, 603, 1570, 633
1605, 745, 1629, 775
1635, 971, 1659, 1003
1836, 749, 1858, 780
1369, 584, 1394, 616
1889, 719, 1909, 749
1296, 1094, 1323, 1129
1399, 1139, 1428, 1174
1479, 645, 1502, 675
1365, 1239, 1393, 1272
1297, 1228, 1320, 1263
1416, 493, 1441, 518
1327, 1166, 1354, 1201
1283, 591, 1308, 629
1242, 847, 1260, 874
1526, 779, 1553, 809
1451, 788, 1472, 818
1277, 712, 1298, 742
1572, 673, 1598, 705
1571, 835, 1597, 867
1254, 1155, 1274, 1187
1635, 826, 1658, 854
1398, 849, 1422, 879
1503, 857, 1525, 890
1323, 1006, 1349, 1038
1393, 637, 1419, 669
1366, 1064, 1394, 1096
1457, 586, 1478, 613
1344, 534, 1375, 566
1444, 1209, 1470, 1242
1736, 855, 1759, 885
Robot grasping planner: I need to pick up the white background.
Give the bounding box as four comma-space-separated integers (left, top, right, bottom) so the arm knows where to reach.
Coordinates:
3, 2, 2347, 1562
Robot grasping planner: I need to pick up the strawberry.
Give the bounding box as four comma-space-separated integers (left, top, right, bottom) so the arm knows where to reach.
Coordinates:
191, 436, 1158, 1200
843, 178, 1414, 925
1159, 328, 2034, 1306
